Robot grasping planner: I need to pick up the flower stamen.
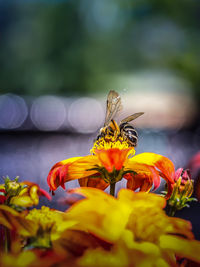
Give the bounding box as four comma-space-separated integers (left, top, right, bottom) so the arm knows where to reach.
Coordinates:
91, 135, 135, 156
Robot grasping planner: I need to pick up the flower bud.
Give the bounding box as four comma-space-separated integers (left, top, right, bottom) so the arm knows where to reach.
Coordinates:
167, 168, 196, 215
5, 177, 22, 197
174, 168, 193, 198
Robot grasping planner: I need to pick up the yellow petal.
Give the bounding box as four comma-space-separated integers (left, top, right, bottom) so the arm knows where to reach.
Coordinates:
117, 189, 166, 209
68, 155, 100, 180
1, 251, 37, 267
0, 205, 19, 228
128, 153, 175, 184
167, 217, 193, 240
160, 235, 200, 263
18, 187, 28, 196
10, 196, 35, 207
0, 184, 5, 189
66, 187, 132, 242
0, 205, 36, 236
47, 156, 83, 190
29, 185, 39, 205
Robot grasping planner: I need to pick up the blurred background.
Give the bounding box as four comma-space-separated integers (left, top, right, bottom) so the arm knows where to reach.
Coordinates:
0, 0, 200, 237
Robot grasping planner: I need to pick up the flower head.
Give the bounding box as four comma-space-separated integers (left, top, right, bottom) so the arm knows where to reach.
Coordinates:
0, 177, 51, 210
65, 187, 200, 266
166, 168, 196, 215
24, 206, 77, 249
47, 136, 175, 197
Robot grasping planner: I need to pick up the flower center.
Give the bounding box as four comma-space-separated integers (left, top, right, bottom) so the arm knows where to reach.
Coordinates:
91, 135, 134, 155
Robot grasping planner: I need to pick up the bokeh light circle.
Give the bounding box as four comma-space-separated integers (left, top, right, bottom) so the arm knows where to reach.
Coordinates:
0, 94, 28, 129
30, 96, 66, 131
68, 97, 104, 133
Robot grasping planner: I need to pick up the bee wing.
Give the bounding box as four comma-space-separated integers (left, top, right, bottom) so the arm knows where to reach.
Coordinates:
104, 90, 122, 126
120, 112, 144, 124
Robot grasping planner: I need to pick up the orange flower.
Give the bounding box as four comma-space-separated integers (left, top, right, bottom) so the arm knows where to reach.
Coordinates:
47, 138, 175, 196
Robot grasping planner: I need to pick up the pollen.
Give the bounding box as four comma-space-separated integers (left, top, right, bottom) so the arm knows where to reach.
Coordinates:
91, 135, 135, 156
26, 206, 61, 231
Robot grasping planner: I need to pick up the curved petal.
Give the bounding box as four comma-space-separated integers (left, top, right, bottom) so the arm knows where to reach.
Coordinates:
174, 168, 183, 182
10, 195, 36, 207
129, 153, 175, 184
0, 205, 36, 235
160, 235, 200, 264
78, 176, 109, 190
65, 187, 131, 242
126, 153, 175, 197
39, 188, 52, 200
68, 155, 100, 180
117, 189, 166, 209
47, 157, 83, 191
67, 187, 116, 201
124, 163, 161, 192
126, 176, 152, 192
22, 181, 51, 200
10, 182, 51, 207
47, 156, 100, 191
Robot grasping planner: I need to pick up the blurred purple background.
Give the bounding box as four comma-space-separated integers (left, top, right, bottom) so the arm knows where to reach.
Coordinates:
0, 0, 200, 239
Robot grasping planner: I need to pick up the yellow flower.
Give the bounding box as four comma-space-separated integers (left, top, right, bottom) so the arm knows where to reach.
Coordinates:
24, 206, 77, 248
10, 181, 51, 208
47, 137, 175, 197
0, 177, 51, 209
0, 204, 100, 261
65, 187, 200, 266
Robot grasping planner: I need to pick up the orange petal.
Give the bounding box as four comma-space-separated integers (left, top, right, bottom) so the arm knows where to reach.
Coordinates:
125, 173, 152, 192
67, 155, 100, 180
47, 157, 82, 191
78, 176, 109, 190
53, 229, 106, 257
95, 148, 131, 172
126, 153, 175, 197
124, 163, 161, 192
47, 156, 101, 191
22, 181, 51, 200
130, 153, 175, 184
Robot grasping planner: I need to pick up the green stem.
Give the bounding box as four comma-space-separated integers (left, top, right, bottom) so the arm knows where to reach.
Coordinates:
110, 183, 116, 197
168, 206, 176, 217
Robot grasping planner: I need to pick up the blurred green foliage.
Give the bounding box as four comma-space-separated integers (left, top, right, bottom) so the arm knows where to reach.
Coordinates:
0, 0, 200, 97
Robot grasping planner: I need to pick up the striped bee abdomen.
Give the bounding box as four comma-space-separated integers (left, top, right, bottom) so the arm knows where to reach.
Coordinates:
119, 122, 138, 147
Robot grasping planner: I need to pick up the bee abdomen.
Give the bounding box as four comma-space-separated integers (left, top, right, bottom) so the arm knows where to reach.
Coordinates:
120, 123, 138, 147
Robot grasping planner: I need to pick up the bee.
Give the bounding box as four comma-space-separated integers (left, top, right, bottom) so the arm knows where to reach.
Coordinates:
96, 90, 144, 147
